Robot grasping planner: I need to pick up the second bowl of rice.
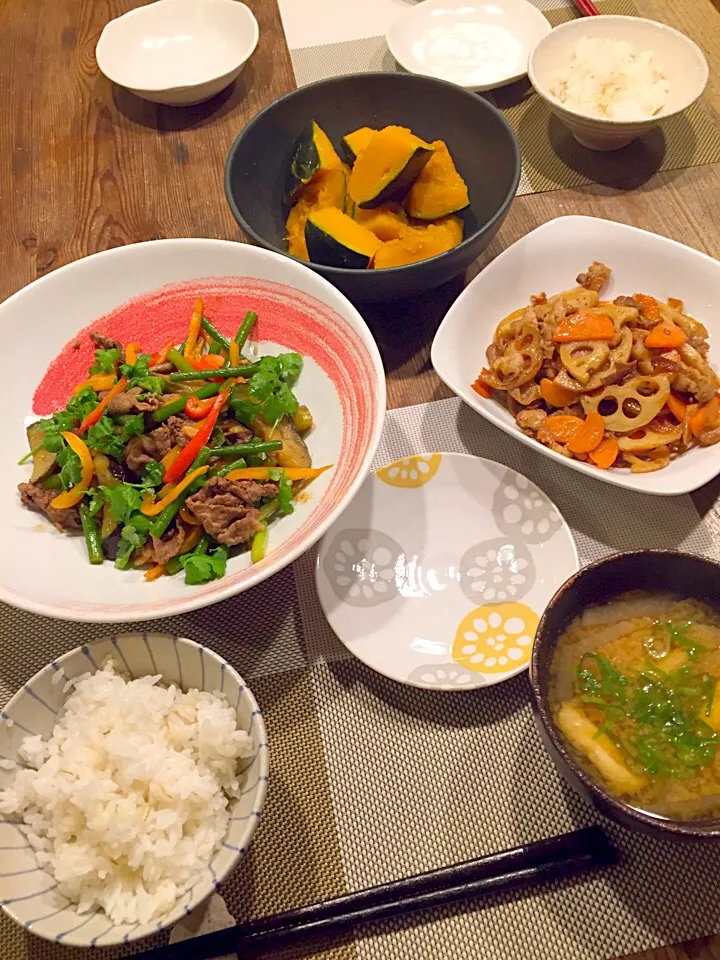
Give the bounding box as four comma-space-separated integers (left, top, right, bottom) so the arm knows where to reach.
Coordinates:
0, 634, 268, 947
528, 15, 708, 151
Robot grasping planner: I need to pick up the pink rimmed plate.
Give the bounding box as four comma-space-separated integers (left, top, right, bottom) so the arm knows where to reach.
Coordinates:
2, 240, 385, 621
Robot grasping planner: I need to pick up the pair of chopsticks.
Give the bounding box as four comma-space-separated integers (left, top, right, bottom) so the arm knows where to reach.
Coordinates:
572, 0, 600, 15
128, 827, 617, 960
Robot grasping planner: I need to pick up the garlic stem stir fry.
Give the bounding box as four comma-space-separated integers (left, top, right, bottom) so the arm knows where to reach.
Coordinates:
473, 263, 720, 472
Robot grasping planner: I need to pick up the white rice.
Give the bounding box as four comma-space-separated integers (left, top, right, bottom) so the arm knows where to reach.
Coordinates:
549, 37, 670, 121
0, 665, 254, 926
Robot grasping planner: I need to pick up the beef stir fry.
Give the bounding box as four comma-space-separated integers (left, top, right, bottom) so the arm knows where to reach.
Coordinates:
18, 301, 330, 583
472, 263, 720, 472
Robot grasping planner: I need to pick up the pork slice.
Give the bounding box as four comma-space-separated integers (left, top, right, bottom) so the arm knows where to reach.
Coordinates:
576, 262, 611, 292
18, 482, 82, 533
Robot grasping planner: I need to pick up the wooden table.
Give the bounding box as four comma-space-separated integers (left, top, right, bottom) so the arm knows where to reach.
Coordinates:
2, 0, 720, 958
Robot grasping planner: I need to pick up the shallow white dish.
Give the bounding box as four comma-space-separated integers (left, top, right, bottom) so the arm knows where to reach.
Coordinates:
2, 239, 385, 622
0, 633, 267, 947
431, 216, 720, 497
96, 0, 259, 106
387, 0, 551, 92
528, 15, 708, 151
316, 453, 578, 690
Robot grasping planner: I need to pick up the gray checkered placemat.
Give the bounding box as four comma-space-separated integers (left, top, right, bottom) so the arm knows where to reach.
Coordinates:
1, 398, 719, 960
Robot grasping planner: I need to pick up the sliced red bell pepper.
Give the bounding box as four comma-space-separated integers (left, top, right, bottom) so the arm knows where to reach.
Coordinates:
185, 395, 217, 420
163, 389, 228, 484
189, 353, 226, 382
151, 340, 174, 366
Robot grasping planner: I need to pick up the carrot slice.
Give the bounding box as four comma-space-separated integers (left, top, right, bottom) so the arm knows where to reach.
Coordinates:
471, 371, 493, 399
666, 394, 688, 423
553, 312, 614, 343
633, 294, 661, 322
568, 412, 605, 454
645, 320, 687, 350
546, 415, 585, 444
589, 436, 619, 469
689, 396, 720, 439
540, 378, 576, 408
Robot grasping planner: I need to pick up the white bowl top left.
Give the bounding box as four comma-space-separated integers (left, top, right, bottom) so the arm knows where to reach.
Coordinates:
386, 0, 551, 92
96, 0, 259, 105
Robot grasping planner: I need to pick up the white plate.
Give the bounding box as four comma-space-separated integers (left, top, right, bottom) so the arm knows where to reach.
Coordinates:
96, 0, 259, 105
2, 239, 385, 622
315, 453, 578, 690
432, 216, 720, 497
386, 0, 551, 92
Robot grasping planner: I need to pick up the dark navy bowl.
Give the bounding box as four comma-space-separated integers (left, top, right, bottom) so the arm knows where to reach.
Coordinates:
225, 72, 521, 301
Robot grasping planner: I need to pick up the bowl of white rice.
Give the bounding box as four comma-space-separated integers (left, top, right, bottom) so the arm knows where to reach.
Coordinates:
0, 634, 268, 947
528, 15, 708, 150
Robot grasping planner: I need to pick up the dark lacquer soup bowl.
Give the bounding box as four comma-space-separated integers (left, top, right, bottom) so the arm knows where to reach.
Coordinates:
530, 551, 720, 840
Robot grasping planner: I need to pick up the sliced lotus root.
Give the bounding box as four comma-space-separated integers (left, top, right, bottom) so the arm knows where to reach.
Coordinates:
323, 529, 403, 606
406, 663, 480, 690
493, 471, 562, 543
559, 341, 610, 385
459, 538, 535, 604
618, 423, 682, 452
452, 603, 539, 674
376, 454, 442, 488
581, 374, 670, 432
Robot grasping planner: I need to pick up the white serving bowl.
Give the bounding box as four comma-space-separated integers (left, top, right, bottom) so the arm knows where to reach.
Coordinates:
431, 215, 720, 497
96, 0, 259, 106
0, 633, 268, 947
386, 0, 551, 92
528, 15, 708, 151
2, 238, 385, 622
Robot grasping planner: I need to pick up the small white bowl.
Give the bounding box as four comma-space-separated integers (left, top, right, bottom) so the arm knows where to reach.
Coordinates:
387, 0, 551, 92
431, 215, 720, 498
528, 15, 708, 151
0, 634, 268, 946
96, 0, 259, 106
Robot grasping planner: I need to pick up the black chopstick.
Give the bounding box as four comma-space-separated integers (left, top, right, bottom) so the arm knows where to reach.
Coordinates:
127, 827, 617, 960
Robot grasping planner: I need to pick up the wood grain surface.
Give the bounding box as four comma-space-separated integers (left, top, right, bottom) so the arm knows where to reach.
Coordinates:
1, 0, 720, 958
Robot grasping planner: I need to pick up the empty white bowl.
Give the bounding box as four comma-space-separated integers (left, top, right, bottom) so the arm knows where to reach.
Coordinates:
528, 15, 708, 151
96, 0, 259, 106
386, 0, 551, 92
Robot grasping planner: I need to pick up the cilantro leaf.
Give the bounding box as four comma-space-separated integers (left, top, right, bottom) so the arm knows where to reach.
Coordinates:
275, 352, 302, 384
90, 347, 120, 375
180, 544, 229, 585
268, 468, 294, 516
65, 387, 99, 424
120, 353, 164, 396
108, 484, 143, 523
231, 354, 302, 427
141, 461, 165, 488
40, 412, 74, 453
85, 487, 108, 519
119, 414, 145, 438
57, 443, 82, 491
86, 415, 126, 460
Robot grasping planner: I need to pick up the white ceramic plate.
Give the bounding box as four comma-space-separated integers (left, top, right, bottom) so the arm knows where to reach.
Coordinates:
96, 0, 259, 105
386, 0, 551, 92
3, 239, 385, 622
432, 216, 720, 497
315, 453, 578, 690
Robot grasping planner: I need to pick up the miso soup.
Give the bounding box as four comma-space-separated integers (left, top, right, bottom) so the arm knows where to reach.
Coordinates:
550, 591, 720, 820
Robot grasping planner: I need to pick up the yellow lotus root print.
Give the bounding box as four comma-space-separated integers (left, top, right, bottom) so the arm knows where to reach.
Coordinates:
376, 454, 442, 488
452, 603, 539, 674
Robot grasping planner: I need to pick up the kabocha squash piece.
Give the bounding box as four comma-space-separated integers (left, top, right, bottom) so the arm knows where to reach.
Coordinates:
372, 216, 463, 270
353, 203, 408, 241
405, 141, 469, 220
348, 126, 434, 209
340, 126, 376, 165
305, 207, 382, 269
285, 168, 349, 261
285, 121, 343, 204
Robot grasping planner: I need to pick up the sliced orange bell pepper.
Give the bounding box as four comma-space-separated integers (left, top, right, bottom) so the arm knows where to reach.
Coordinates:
553, 312, 614, 343
183, 298, 204, 360
645, 320, 687, 350
589, 436, 619, 469
545, 415, 585, 444
567, 412, 605, 454
689, 396, 719, 439
150, 340, 174, 367
77, 378, 129, 434
540, 378, 576, 408
141, 466, 209, 516
144, 564, 166, 582
160, 445, 182, 470
125, 342, 141, 366
50, 433, 94, 509
179, 505, 201, 526
229, 340, 241, 367
225, 465, 332, 482
73, 374, 116, 395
